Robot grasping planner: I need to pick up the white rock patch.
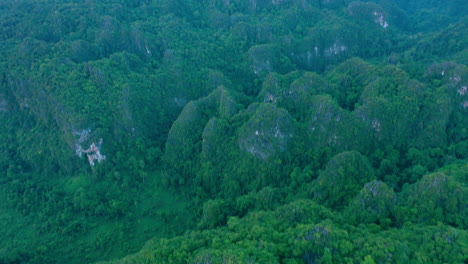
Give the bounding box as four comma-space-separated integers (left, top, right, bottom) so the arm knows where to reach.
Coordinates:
74, 129, 106, 166
84, 139, 106, 167
372, 119, 381, 132
458, 86, 467, 96
145, 44, 151, 55
324, 42, 347, 56
373, 11, 388, 28
74, 129, 91, 157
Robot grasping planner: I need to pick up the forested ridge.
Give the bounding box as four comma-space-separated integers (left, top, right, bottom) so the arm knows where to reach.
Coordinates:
0, 0, 466, 263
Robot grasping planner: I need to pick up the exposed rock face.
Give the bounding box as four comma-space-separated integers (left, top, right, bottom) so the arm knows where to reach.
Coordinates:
248, 45, 275, 78
427, 62, 468, 112
308, 95, 345, 142
259, 72, 331, 119
372, 11, 388, 28
84, 140, 106, 166
355, 64, 462, 149
259, 73, 288, 104
248, 44, 293, 78
74, 129, 106, 167
74, 128, 92, 157
306, 95, 369, 151
324, 41, 348, 56
428, 62, 468, 97
289, 27, 351, 72
348, 1, 389, 28
238, 103, 294, 160
361, 181, 395, 204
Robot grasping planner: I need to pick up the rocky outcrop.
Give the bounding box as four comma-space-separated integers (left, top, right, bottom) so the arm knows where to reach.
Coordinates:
348, 2, 389, 28
306, 95, 370, 152
259, 71, 331, 118
248, 45, 275, 78
402, 172, 467, 227
357, 65, 456, 149
259, 73, 290, 104
238, 103, 294, 160
346, 180, 396, 224
427, 62, 468, 101
248, 45, 293, 78
307, 95, 346, 147
288, 27, 350, 71
74, 129, 106, 167
164, 87, 241, 170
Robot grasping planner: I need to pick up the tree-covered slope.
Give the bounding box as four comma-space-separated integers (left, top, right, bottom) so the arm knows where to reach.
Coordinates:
0, 0, 466, 263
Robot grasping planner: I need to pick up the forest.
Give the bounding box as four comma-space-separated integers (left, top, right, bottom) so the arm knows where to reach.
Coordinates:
0, 0, 466, 263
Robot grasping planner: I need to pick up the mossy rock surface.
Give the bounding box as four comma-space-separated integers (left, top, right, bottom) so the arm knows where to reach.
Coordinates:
238, 103, 295, 160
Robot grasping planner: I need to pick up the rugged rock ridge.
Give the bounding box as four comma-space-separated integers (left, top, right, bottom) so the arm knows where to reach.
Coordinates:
74, 129, 106, 167
238, 103, 295, 160
164, 86, 242, 173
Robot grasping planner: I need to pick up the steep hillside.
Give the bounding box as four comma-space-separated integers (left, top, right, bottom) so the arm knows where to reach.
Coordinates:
0, 0, 466, 263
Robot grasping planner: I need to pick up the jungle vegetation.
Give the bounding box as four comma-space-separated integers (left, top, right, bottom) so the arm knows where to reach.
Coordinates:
0, 0, 467, 263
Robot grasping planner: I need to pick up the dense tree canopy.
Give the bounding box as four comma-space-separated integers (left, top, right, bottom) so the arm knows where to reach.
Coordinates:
0, 0, 466, 263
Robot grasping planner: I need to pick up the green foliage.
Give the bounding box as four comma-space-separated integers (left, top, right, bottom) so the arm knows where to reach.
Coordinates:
198, 199, 232, 229
345, 180, 396, 226
101, 199, 468, 264
1, 0, 467, 263
312, 151, 376, 209
399, 172, 467, 228
238, 103, 295, 160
